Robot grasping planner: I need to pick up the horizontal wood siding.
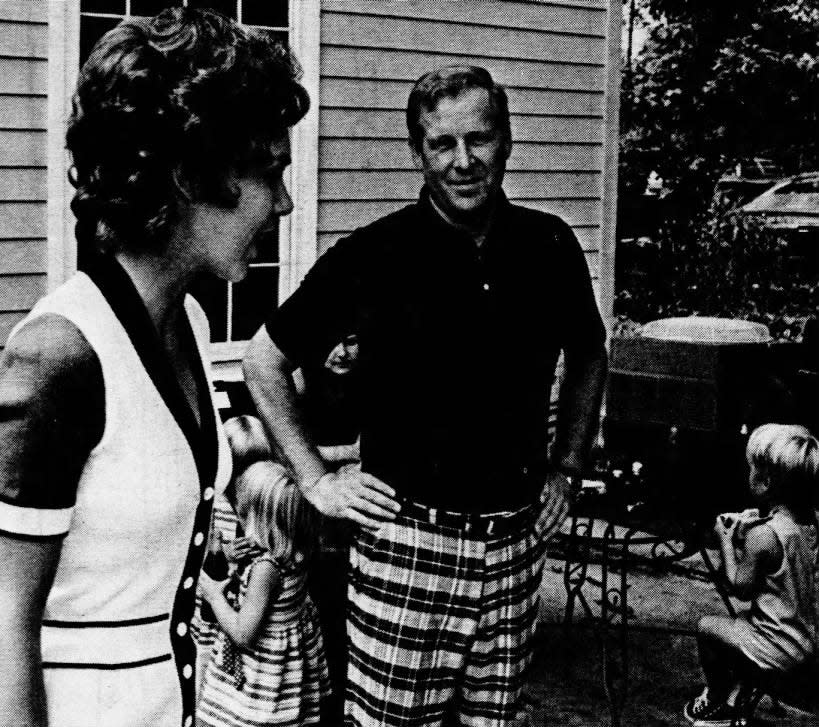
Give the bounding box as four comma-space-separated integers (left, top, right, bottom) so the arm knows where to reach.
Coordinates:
318, 0, 611, 294
0, 1, 48, 345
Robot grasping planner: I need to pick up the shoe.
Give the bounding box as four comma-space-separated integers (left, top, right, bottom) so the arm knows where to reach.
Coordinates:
684, 688, 747, 726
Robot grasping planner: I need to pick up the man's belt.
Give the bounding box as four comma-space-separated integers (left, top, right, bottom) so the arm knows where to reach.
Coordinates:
398, 498, 536, 539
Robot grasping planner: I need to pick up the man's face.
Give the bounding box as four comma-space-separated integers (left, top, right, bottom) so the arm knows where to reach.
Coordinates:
324, 334, 360, 375
411, 87, 511, 227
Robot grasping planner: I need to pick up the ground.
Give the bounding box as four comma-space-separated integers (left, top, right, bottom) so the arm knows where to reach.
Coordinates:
526, 539, 819, 727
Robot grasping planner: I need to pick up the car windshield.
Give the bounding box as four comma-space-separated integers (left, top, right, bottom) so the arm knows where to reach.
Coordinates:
773, 178, 819, 194
755, 159, 782, 177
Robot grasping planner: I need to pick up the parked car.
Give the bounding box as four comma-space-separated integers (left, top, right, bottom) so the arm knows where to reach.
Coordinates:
738, 172, 819, 273
740, 172, 819, 239
712, 157, 785, 211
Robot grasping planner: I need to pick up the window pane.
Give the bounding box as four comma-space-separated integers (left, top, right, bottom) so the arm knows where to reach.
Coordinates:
230, 266, 279, 341
81, 0, 125, 13
242, 0, 288, 27
189, 274, 229, 343
249, 226, 280, 265
187, 0, 238, 20
130, 0, 184, 17
80, 15, 121, 65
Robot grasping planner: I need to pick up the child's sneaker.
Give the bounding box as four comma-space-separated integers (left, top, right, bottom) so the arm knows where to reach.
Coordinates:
684, 688, 746, 726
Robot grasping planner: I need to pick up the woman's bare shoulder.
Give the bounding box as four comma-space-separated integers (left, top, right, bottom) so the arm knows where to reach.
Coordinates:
3, 313, 98, 374
0, 313, 104, 467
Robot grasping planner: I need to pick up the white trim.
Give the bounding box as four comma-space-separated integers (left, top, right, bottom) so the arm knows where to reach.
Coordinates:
46, 0, 80, 292
209, 340, 249, 365
599, 0, 621, 338
42, 617, 172, 665
285, 0, 321, 297
0, 499, 73, 537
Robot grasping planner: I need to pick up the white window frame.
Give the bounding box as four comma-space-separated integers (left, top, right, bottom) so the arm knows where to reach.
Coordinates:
46, 0, 320, 367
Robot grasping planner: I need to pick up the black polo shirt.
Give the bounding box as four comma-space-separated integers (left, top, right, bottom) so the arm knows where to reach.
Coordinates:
267, 190, 605, 512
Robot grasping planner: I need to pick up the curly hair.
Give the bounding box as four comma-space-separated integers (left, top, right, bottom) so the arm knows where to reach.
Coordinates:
67, 8, 309, 255
406, 65, 510, 153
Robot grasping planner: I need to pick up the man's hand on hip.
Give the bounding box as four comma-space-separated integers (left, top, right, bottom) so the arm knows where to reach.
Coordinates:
302, 464, 401, 532
534, 471, 571, 539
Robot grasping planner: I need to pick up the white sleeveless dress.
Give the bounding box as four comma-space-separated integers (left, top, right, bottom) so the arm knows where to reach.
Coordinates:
0, 266, 231, 727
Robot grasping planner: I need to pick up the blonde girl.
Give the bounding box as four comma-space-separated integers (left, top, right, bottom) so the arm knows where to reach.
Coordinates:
194, 415, 273, 690
197, 461, 330, 726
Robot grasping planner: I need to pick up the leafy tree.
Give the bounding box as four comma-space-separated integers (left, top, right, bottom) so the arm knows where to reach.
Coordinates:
622, 0, 819, 205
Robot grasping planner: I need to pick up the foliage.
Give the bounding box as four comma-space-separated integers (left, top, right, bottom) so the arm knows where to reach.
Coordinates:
614, 215, 819, 342
621, 0, 819, 204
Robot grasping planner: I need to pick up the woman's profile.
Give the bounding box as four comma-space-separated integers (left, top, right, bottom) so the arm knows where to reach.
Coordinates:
0, 8, 308, 726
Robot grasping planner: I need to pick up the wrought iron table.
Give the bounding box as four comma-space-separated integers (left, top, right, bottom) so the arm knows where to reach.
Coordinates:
556, 503, 734, 727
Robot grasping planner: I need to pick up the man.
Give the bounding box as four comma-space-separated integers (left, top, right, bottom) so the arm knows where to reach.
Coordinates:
245, 66, 607, 727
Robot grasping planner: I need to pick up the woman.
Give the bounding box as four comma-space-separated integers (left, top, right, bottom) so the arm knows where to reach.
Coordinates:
0, 9, 308, 726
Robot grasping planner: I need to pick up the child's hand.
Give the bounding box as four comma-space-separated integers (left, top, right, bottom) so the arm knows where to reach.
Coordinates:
199, 573, 230, 604
224, 537, 262, 563
714, 513, 739, 541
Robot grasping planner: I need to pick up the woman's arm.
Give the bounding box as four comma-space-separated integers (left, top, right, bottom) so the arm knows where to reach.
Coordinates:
0, 536, 62, 726
0, 314, 104, 726
200, 560, 280, 648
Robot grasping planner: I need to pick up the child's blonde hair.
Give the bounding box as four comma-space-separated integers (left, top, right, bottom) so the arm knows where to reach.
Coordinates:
235, 460, 317, 563
746, 423, 819, 510
224, 415, 271, 474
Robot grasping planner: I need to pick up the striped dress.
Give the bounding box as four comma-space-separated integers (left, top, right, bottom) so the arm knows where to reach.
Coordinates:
197, 553, 330, 727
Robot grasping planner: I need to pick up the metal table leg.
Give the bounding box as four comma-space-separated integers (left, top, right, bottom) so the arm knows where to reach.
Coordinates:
600, 522, 632, 727
563, 515, 596, 624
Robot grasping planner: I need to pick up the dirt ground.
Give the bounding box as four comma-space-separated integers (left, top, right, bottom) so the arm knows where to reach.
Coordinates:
525, 536, 819, 727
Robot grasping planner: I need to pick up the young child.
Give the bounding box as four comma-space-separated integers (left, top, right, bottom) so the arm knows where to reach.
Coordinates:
193, 415, 272, 685
196, 459, 330, 726
685, 423, 819, 726
300, 333, 361, 725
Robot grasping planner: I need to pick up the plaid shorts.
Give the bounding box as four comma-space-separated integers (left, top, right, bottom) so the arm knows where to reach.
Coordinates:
345, 511, 545, 726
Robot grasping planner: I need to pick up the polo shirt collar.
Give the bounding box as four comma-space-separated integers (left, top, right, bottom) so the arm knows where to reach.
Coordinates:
417, 186, 512, 252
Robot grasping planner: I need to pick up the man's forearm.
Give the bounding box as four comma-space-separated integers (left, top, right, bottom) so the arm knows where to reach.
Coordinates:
243, 328, 326, 489
552, 348, 607, 475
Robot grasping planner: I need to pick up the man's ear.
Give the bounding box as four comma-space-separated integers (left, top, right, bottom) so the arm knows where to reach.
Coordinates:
172, 166, 194, 203
409, 140, 424, 171
502, 135, 513, 161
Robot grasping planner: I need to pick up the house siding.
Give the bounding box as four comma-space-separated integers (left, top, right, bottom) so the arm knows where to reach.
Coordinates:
317, 0, 617, 290
0, 0, 48, 345
0, 0, 619, 349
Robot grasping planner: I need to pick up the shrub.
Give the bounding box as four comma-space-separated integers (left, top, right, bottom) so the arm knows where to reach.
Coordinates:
614, 213, 819, 342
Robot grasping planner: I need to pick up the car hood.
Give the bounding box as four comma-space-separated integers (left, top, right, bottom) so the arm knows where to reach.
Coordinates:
742, 192, 819, 215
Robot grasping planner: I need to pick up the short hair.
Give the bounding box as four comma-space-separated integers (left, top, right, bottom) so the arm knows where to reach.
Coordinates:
746, 423, 819, 510
67, 8, 309, 255
406, 65, 510, 152
236, 461, 317, 563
